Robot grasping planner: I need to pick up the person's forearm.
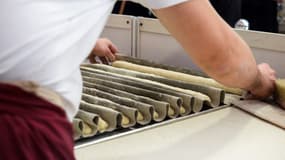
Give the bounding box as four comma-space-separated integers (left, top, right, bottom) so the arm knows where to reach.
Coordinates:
154, 0, 259, 90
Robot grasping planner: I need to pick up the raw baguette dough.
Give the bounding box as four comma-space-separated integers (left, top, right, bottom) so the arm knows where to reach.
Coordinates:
83, 87, 154, 125
82, 70, 193, 115
80, 100, 120, 132
73, 118, 83, 140
83, 76, 181, 118
82, 66, 208, 113
116, 54, 207, 77
81, 93, 137, 128
112, 61, 242, 95
82, 76, 168, 122
82, 65, 210, 101
75, 110, 99, 137
82, 63, 224, 107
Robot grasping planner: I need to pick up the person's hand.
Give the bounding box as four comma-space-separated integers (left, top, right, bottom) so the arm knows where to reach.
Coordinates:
88, 38, 118, 64
246, 63, 276, 99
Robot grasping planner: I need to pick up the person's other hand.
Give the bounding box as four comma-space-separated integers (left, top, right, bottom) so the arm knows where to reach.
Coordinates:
247, 63, 276, 99
88, 38, 118, 64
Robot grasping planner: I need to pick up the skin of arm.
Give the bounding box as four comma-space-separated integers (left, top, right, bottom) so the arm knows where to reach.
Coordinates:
154, 0, 276, 98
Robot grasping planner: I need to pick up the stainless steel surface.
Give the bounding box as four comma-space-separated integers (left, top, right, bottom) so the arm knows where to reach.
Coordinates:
75, 106, 228, 149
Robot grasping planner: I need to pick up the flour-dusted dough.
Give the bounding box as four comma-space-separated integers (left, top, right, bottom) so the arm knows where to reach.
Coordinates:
116, 54, 207, 77
112, 61, 243, 95
75, 110, 98, 137
82, 65, 207, 113
82, 64, 224, 108
73, 118, 83, 140
72, 117, 99, 140
82, 76, 181, 118
81, 92, 137, 128
83, 86, 153, 125
76, 110, 99, 125
80, 100, 120, 132
82, 72, 169, 122
82, 65, 210, 101
82, 70, 193, 115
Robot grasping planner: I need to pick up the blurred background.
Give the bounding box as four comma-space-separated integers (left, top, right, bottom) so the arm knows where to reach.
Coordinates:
112, 0, 285, 33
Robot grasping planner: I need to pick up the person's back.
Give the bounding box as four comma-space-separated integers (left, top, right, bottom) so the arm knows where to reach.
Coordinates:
0, 1, 117, 120
0, 1, 117, 159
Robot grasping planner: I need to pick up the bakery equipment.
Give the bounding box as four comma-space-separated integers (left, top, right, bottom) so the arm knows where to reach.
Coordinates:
75, 15, 285, 160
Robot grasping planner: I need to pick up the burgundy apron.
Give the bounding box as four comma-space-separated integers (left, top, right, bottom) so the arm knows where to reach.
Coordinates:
0, 83, 75, 160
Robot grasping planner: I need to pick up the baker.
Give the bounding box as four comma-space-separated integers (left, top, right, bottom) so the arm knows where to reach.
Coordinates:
0, 0, 276, 159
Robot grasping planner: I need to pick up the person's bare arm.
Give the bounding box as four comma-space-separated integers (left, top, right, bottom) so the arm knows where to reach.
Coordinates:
154, 0, 276, 98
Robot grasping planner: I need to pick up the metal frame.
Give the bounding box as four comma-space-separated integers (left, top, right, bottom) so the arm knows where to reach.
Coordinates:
75, 105, 229, 149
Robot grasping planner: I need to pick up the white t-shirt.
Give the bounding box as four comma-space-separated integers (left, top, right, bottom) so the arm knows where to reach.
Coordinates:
0, 0, 187, 121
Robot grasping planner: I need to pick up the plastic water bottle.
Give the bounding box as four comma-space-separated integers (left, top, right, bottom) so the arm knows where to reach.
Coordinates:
234, 19, 250, 30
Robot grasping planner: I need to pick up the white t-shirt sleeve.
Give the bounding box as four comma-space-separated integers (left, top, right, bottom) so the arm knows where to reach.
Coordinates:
131, 0, 189, 9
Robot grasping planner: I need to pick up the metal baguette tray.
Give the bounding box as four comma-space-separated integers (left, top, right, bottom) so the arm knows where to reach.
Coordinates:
75, 105, 229, 149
